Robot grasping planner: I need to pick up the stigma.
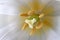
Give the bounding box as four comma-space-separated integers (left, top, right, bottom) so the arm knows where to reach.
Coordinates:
25, 18, 36, 29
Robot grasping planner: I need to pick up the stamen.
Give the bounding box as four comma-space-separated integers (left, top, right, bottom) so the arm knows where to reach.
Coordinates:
22, 23, 28, 30
28, 10, 35, 15
39, 13, 44, 18
36, 23, 43, 29
20, 13, 28, 17
30, 28, 36, 36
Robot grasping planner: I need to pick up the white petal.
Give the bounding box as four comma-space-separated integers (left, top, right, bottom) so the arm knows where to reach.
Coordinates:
0, 0, 60, 40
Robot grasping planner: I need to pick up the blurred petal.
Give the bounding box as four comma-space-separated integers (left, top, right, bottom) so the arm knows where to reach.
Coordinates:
43, 6, 54, 15
28, 0, 40, 10
19, 4, 30, 13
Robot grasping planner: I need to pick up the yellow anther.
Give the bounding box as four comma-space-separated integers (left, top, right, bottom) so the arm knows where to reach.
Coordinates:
30, 28, 35, 36
22, 23, 28, 30
39, 13, 44, 18
28, 10, 35, 15
36, 23, 43, 29
20, 13, 28, 17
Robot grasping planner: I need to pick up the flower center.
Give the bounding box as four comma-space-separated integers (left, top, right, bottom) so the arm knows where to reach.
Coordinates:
25, 10, 44, 29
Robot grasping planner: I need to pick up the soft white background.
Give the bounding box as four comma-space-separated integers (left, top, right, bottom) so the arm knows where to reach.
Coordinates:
0, 0, 60, 40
